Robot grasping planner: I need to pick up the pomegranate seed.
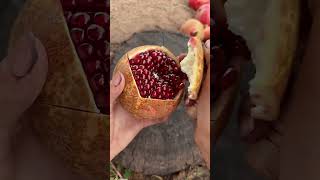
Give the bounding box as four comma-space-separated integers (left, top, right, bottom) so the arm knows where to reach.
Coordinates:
94, 12, 108, 26
172, 66, 179, 73
131, 65, 138, 70
145, 84, 151, 90
139, 65, 145, 69
91, 73, 104, 92
70, 28, 84, 44
61, 0, 76, 8
140, 90, 148, 98
151, 91, 158, 98
85, 60, 101, 75
133, 58, 141, 64
87, 24, 105, 41
77, 43, 93, 60
70, 12, 90, 28
137, 69, 143, 75
134, 75, 140, 80
64, 11, 72, 21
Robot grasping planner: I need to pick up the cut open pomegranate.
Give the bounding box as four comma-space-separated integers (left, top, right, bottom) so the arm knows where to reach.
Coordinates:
60, 0, 109, 114
113, 40, 207, 120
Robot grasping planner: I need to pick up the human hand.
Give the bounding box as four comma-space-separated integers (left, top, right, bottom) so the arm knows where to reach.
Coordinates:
0, 33, 47, 134
0, 33, 90, 180
110, 72, 169, 160
183, 39, 211, 168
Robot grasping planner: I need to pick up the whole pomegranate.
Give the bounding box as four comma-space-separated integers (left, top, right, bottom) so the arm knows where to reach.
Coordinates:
9, 0, 109, 179
196, 3, 210, 25
188, 0, 210, 10
113, 46, 187, 120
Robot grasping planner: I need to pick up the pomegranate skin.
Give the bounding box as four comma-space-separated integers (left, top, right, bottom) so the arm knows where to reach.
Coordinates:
196, 4, 210, 25
9, 0, 108, 179
113, 46, 183, 120
188, 0, 209, 10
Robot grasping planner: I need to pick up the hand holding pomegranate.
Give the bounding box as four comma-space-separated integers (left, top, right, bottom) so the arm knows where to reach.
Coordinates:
110, 72, 169, 160
0, 33, 88, 180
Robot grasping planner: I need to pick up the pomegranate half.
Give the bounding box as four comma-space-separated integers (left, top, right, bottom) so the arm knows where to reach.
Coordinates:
114, 46, 186, 120
9, 0, 109, 179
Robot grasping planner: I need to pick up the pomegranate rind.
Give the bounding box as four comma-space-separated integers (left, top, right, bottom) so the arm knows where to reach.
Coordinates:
180, 37, 204, 100
113, 45, 183, 120
29, 103, 108, 179
9, 0, 109, 178
9, 0, 98, 113
248, 0, 300, 121
180, 19, 205, 40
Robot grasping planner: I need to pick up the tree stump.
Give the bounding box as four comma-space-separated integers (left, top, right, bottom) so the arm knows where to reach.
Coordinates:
110, 31, 205, 175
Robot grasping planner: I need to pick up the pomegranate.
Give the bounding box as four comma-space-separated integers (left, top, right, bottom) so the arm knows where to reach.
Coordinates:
61, 0, 109, 114
180, 37, 204, 100
196, 4, 210, 25
114, 46, 188, 120
188, 0, 210, 10
9, 0, 109, 179
180, 19, 205, 40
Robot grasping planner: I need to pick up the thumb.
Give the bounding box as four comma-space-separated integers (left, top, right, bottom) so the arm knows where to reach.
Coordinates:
110, 72, 125, 109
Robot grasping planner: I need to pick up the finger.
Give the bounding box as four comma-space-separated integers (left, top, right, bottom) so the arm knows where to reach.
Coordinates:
8, 32, 38, 78
110, 72, 125, 109
143, 116, 170, 127
17, 35, 48, 106
204, 39, 210, 65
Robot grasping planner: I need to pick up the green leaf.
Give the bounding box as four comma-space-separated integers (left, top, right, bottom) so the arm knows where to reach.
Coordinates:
123, 169, 132, 179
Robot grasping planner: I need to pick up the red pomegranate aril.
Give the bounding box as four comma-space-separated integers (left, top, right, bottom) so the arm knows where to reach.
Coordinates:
85, 60, 101, 75
140, 90, 147, 97
70, 12, 90, 28
91, 73, 104, 92
134, 75, 140, 80
131, 65, 138, 70
64, 11, 72, 22
137, 69, 143, 75
70, 28, 84, 44
77, 43, 93, 60
145, 84, 151, 90
87, 24, 105, 41
151, 91, 158, 98
138, 65, 145, 70
94, 12, 108, 27
61, 0, 76, 9
132, 58, 140, 64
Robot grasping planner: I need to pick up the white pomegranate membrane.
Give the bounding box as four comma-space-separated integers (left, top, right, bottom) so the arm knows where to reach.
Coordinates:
61, 0, 110, 114
129, 50, 187, 100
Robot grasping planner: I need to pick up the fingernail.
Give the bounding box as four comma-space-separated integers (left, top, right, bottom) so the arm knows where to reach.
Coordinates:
10, 32, 38, 78
112, 72, 122, 86
204, 40, 210, 49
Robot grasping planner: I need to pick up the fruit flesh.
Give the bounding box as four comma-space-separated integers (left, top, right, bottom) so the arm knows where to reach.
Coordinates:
128, 50, 187, 100
60, 0, 110, 114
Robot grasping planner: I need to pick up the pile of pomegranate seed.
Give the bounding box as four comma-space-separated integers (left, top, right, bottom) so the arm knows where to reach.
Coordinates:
129, 50, 187, 100
61, 0, 110, 114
